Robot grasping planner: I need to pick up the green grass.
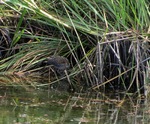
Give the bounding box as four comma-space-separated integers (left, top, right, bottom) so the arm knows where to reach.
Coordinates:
0, 0, 149, 93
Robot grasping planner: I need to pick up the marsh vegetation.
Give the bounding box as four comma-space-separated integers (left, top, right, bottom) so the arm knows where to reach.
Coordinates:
0, 0, 149, 94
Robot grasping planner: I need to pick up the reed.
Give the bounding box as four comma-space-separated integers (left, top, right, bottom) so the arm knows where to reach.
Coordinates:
0, 0, 149, 93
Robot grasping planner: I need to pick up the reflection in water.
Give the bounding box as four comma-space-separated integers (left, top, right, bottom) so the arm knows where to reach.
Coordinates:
0, 88, 150, 124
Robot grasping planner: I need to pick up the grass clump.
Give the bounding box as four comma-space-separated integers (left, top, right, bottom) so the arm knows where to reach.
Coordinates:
0, 0, 149, 94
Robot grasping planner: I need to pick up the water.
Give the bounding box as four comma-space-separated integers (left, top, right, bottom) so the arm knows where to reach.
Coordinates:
0, 87, 150, 124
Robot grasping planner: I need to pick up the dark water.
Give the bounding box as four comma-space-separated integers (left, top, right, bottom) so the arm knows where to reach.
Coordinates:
0, 87, 150, 124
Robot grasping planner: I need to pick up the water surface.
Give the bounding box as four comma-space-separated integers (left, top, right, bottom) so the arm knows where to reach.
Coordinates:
0, 87, 150, 124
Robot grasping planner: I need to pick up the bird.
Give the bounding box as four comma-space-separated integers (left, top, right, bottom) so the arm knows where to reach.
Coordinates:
42, 56, 70, 76
42, 56, 74, 92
